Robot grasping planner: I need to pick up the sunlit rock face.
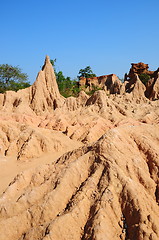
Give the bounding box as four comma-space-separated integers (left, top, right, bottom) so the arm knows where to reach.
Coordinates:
0, 57, 159, 240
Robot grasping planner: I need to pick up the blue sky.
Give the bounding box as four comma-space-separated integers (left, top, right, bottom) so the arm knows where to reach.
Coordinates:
1, 0, 159, 83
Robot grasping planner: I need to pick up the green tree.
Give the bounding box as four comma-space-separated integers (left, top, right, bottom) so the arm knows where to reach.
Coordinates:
0, 64, 30, 93
139, 73, 150, 86
56, 71, 66, 91
78, 66, 96, 79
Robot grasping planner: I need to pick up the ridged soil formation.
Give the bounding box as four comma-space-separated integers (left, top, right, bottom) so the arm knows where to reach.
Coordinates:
0, 56, 159, 240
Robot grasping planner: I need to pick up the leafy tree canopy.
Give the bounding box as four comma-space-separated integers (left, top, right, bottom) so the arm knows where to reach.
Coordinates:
78, 66, 96, 79
0, 64, 30, 93
139, 73, 150, 86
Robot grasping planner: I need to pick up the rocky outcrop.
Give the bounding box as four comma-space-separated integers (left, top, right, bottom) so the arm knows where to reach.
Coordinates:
124, 74, 146, 100
29, 55, 64, 114
79, 63, 159, 100
126, 62, 155, 79
145, 72, 159, 100
79, 74, 122, 94
125, 62, 159, 100
0, 56, 64, 115
150, 74, 159, 100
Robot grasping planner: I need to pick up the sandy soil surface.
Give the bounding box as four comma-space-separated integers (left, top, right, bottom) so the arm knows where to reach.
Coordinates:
0, 152, 62, 195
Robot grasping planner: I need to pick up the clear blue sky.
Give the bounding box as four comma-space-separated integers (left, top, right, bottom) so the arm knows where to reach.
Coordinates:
1, 0, 159, 83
